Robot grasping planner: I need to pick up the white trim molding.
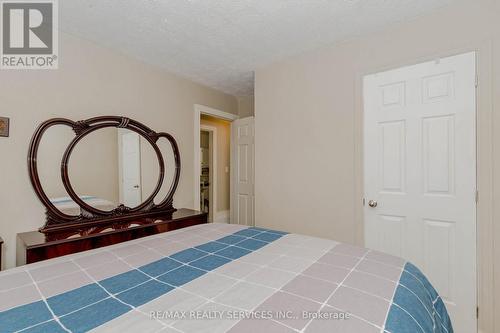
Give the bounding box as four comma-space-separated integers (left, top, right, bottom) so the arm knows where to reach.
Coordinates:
195, 104, 239, 121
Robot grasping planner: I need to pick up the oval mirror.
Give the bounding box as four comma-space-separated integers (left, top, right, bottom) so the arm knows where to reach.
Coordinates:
28, 116, 181, 235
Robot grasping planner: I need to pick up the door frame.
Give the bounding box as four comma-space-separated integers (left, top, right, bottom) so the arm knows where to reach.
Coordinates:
200, 125, 217, 222
194, 104, 238, 222
357, 50, 480, 331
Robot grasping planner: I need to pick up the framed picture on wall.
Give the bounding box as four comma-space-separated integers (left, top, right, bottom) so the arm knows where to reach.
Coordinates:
0, 117, 9, 137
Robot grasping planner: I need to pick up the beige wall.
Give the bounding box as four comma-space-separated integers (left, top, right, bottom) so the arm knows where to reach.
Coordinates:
255, 1, 499, 332
0, 32, 237, 269
200, 115, 231, 213
237, 95, 255, 117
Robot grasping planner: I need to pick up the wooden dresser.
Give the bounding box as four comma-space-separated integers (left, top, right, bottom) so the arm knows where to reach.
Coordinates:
17, 208, 207, 266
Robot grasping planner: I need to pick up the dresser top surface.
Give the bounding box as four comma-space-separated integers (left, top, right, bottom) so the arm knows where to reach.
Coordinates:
17, 208, 207, 248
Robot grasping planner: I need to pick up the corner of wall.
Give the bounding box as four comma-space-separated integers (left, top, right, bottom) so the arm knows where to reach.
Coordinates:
237, 95, 255, 118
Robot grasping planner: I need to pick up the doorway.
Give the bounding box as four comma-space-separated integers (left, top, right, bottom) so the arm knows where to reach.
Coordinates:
194, 105, 234, 224
193, 104, 255, 226
363, 52, 477, 333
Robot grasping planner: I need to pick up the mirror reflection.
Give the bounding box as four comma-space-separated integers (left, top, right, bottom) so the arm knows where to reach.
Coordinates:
153, 136, 176, 205
38, 127, 163, 215
38, 125, 79, 216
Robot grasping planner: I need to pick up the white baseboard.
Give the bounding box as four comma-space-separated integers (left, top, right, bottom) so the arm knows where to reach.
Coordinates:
214, 210, 230, 223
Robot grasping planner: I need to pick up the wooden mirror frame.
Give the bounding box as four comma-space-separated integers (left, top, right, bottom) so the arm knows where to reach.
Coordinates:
28, 116, 181, 236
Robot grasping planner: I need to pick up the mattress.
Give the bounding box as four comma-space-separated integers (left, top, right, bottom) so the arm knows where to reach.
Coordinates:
0, 223, 452, 333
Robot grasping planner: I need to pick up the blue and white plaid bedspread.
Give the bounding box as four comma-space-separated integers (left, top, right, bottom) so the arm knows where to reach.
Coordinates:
0, 223, 452, 333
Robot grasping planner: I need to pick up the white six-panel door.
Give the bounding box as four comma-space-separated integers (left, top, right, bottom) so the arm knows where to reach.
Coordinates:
364, 52, 476, 333
231, 117, 255, 226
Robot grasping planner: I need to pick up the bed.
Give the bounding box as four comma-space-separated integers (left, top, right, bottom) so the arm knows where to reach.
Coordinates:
0, 223, 452, 333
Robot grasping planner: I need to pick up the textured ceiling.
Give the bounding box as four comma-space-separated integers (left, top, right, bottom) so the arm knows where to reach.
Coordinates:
60, 0, 453, 96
